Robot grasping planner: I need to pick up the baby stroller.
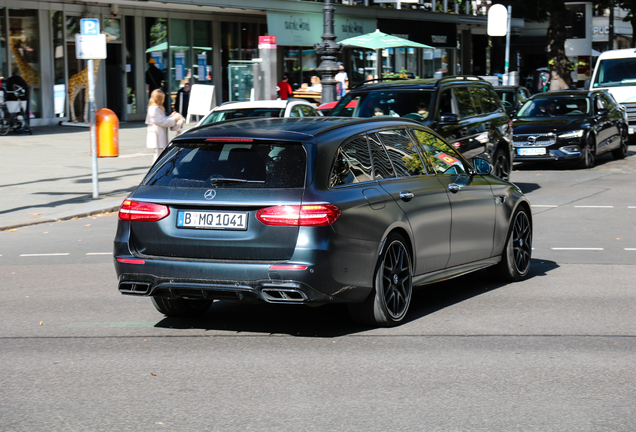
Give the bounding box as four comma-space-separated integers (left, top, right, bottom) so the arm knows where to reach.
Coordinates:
0, 82, 31, 135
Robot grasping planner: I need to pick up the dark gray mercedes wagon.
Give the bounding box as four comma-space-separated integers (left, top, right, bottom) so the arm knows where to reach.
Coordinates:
114, 117, 532, 327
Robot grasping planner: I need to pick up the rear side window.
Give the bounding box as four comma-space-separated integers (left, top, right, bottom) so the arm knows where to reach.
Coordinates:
145, 142, 306, 188
329, 135, 373, 187
368, 133, 395, 180
376, 129, 429, 176
411, 129, 468, 175
300, 105, 319, 116
453, 87, 478, 118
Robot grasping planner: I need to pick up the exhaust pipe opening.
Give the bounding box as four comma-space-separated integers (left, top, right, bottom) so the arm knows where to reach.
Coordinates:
262, 288, 307, 303
119, 282, 151, 295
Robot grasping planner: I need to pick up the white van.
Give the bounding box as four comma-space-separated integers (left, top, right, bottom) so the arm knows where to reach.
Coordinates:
590, 48, 636, 138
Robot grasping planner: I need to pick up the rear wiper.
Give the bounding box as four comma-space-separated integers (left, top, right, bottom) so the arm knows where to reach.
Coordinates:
208, 177, 265, 185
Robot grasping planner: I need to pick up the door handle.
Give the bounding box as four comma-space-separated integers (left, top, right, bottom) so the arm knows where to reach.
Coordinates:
448, 183, 460, 193
400, 191, 415, 201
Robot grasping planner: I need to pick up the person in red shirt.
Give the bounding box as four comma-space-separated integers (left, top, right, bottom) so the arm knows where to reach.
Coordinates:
276, 75, 293, 100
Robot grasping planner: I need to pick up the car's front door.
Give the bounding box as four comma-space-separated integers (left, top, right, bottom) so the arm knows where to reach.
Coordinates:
412, 128, 497, 267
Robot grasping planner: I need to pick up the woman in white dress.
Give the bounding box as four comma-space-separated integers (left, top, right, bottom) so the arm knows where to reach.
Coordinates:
146, 89, 179, 161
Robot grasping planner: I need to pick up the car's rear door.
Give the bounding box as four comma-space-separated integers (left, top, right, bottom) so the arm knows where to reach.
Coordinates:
371, 129, 452, 274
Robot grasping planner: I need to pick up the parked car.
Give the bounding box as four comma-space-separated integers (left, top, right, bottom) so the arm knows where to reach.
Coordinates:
494, 85, 531, 118
318, 99, 357, 116
114, 117, 532, 327
329, 76, 514, 180
196, 99, 321, 126
512, 90, 629, 168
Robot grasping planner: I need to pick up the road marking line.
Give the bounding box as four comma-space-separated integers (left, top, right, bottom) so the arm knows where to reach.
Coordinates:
629, 206, 636, 209
624, 248, 636, 251
551, 248, 604, 251
86, 252, 112, 255
574, 205, 614, 208
531, 205, 558, 207
20, 253, 70, 257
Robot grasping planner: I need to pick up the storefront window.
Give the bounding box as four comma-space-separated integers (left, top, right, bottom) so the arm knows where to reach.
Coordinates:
283, 48, 301, 90
0, 8, 5, 79
103, 19, 121, 42
66, 15, 86, 122
9, 8, 41, 118
125, 16, 136, 114
51, 11, 65, 117
241, 23, 258, 60
193, 21, 213, 85
221, 21, 239, 101
169, 19, 191, 109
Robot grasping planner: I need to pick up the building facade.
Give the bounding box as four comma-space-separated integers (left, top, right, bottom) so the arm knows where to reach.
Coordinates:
1, 0, 496, 126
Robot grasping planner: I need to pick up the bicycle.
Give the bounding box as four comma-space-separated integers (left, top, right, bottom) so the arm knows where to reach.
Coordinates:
0, 85, 31, 135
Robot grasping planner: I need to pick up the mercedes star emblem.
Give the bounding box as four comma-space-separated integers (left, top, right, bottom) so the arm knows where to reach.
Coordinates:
204, 189, 216, 200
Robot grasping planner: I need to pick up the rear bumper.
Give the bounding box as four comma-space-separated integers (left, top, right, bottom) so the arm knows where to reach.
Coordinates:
114, 230, 380, 305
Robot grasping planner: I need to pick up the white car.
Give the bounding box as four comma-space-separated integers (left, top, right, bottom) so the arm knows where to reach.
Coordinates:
195, 99, 322, 126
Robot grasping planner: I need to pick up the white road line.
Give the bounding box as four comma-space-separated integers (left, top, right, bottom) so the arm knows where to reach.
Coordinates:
629, 206, 636, 209
551, 248, 604, 251
86, 252, 113, 255
574, 205, 614, 208
624, 248, 636, 251
20, 253, 70, 257
531, 205, 558, 208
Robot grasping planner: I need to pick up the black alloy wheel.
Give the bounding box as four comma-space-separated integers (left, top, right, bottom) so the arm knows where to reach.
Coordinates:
612, 128, 629, 159
490, 208, 532, 282
492, 149, 510, 181
349, 233, 413, 327
580, 136, 596, 169
151, 296, 213, 317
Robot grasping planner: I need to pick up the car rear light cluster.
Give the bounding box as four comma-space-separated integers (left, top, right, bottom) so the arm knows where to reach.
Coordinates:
119, 200, 170, 222
256, 204, 341, 227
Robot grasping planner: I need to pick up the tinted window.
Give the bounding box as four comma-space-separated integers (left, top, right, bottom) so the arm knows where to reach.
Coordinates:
145, 142, 306, 188
473, 87, 499, 113
331, 89, 433, 119
290, 105, 303, 117
411, 129, 467, 175
329, 135, 373, 187
437, 89, 454, 117
453, 87, 478, 118
368, 133, 395, 180
593, 57, 636, 87
376, 129, 428, 176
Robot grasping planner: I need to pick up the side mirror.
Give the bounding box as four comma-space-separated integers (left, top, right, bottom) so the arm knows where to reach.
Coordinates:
596, 108, 609, 116
439, 113, 459, 124
473, 157, 493, 176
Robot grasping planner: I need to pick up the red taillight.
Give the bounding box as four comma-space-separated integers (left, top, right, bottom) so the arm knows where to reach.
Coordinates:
117, 258, 146, 264
205, 138, 253, 142
118, 200, 170, 222
269, 265, 308, 271
256, 204, 341, 227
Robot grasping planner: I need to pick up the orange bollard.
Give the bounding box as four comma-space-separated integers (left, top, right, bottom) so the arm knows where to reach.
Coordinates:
96, 108, 119, 157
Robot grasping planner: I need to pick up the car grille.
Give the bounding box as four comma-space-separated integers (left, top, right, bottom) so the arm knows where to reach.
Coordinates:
621, 102, 636, 126
513, 133, 556, 147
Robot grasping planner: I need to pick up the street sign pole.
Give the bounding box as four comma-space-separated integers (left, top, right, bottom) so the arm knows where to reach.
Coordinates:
77, 18, 105, 199
87, 58, 98, 198
504, 5, 512, 85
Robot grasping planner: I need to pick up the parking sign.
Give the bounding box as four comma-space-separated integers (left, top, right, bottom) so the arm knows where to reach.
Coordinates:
80, 18, 100, 36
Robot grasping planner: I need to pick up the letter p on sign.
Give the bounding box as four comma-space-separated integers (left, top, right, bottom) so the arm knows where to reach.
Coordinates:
81, 18, 100, 36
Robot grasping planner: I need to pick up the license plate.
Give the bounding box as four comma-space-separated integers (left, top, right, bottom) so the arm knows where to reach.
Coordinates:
177, 211, 248, 230
517, 147, 546, 156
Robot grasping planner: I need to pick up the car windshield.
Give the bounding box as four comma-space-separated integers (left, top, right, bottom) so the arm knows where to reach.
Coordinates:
201, 108, 285, 125
144, 141, 306, 188
517, 96, 589, 118
593, 57, 636, 88
330, 89, 434, 121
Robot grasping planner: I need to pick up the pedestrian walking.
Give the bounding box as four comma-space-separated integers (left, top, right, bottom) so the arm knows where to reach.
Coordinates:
174, 81, 191, 118
146, 88, 178, 162
145, 58, 164, 98
276, 75, 293, 100
335, 62, 349, 99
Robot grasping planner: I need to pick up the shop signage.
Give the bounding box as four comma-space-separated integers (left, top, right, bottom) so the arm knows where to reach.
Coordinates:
80, 18, 100, 36
268, 11, 375, 46
197, 54, 208, 81
174, 52, 185, 81
258, 36, 277, 50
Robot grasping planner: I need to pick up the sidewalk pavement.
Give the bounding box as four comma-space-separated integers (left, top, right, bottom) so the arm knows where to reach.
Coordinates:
0, 121, 193, 231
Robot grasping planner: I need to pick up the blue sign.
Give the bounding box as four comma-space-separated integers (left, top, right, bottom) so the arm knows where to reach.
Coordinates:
81, 18, 100, 36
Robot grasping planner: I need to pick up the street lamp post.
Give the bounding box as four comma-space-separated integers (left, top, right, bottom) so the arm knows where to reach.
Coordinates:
314, 0, 342, 104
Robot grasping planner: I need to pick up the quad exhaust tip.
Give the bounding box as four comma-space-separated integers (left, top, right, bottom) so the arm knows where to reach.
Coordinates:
119, 282, 151, 295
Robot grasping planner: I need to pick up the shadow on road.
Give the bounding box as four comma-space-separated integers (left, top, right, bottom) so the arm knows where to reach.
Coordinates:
154, 258, 560, 337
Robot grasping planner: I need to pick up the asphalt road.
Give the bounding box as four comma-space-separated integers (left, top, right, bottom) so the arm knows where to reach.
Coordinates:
1, 150, 636, 431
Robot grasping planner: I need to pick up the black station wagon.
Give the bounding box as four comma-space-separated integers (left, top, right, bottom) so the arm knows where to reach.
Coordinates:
114, 117, 532, 327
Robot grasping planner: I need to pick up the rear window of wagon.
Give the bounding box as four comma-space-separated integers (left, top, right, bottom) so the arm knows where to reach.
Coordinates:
145, 141, 307, 189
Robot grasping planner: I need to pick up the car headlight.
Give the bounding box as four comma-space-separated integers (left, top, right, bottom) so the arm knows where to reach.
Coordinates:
558, 130, 584, 139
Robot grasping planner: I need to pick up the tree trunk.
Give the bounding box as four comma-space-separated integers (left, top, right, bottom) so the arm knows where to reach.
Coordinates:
547, 3, 572, 90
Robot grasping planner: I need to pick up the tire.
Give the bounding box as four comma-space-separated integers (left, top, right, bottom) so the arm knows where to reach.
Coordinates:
612, 128, 629, 160
489, 208, 532, 282
348, 233, 413, 327
579, 136, 596, 169
151, 296, 213, 317
491, 149, 510, 181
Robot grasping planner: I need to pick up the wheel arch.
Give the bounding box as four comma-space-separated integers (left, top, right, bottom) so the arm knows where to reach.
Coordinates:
380, 226, 415, 269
